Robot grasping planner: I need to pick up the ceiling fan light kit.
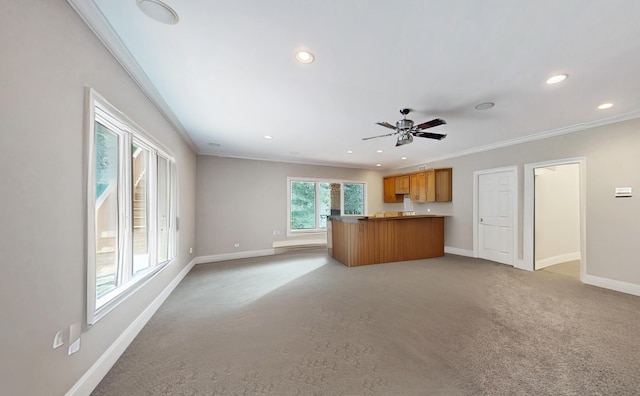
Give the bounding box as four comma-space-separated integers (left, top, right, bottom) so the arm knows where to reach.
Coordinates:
363, 108, 446, 146
396, 132, 413, 146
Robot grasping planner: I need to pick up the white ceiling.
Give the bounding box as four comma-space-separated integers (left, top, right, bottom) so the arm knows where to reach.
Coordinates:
70, 0, 640, 170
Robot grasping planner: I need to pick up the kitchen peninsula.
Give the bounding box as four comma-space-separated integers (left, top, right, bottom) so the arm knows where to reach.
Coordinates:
327, 214, 445, 267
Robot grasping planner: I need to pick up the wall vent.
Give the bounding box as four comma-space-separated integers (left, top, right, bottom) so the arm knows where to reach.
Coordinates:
418, 165, 426, 171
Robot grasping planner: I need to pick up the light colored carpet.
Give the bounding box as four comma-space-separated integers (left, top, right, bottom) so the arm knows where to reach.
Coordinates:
540, 260, 580, 278
93, 250, 640, 395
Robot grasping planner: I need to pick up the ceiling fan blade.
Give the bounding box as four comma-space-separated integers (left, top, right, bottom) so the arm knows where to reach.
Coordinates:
415, 118, 446, 130
362, 132, 397, 141
413, 131, 447, 140
376, 121, 397, 130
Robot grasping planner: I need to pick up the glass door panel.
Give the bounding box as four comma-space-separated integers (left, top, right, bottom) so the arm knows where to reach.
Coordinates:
94, 122, 120, 298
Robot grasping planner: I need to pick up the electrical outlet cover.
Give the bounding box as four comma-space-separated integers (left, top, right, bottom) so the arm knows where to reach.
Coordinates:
52, 330, 64, 349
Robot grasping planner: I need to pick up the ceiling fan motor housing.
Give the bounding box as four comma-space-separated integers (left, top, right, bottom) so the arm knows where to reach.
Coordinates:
396, 118, 414, 130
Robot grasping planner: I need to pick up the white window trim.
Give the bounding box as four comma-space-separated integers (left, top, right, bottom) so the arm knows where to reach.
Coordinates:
86, 88, 177, 326
286, 177, 367, 237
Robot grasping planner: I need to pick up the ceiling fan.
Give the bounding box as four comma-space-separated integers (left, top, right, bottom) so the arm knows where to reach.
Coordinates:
363, 108, 447, 146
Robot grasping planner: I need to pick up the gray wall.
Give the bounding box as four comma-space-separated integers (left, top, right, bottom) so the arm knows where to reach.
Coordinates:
0, 1, 196, 394
195, 156, 383, 256
395, 117, 640, 284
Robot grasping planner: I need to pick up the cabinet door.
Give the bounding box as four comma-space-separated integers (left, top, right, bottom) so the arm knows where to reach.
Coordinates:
394, 175, 410, 194
426, 170, 436, 202
435, 168, 452, 202
384, 177, 403, 203
410, 172, 426, 202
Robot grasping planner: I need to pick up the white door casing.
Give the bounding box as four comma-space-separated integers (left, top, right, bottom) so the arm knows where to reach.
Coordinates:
474, 167, 517, 266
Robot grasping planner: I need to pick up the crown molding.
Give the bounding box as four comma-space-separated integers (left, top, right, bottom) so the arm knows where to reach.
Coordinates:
419, 109, 640, 165
66, 0, 199, 153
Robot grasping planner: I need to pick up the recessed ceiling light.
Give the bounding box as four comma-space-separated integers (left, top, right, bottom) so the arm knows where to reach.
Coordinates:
401, 157, 407, 160
597, 103, 613, 110
546, 74, 568, 84
295, 50, 315, 64
475, 102, 495, 110
376, 149, 383, 153
376, 164, 382, 167
137, 0, 179, 24
347, 150, 353, 154
264, 135, 273, 139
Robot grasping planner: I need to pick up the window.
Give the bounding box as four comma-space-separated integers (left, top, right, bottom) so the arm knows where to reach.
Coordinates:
87, 89, 177, 324
288, 178, 366, 234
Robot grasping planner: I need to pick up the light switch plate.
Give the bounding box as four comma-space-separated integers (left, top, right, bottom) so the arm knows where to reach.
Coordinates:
67, 322, 81, 355
68, 339, 80, 355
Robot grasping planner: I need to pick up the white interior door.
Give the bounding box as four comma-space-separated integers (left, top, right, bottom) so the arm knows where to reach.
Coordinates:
477, 170, 516, 265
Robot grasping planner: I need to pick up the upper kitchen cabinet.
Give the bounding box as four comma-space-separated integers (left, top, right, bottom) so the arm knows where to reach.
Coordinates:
426, 168, 452, 202
383, 176, 404, 203
409, 172, 427, 202
394, 175, 410, 195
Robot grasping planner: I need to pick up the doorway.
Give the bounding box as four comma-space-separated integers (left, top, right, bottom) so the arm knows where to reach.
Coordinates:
523, 158, 586, 279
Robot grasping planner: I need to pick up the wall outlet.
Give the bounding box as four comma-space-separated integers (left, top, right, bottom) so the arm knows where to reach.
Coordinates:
234, 243, 240, 248
189, 247, 193, 254
272, 230, 280, 236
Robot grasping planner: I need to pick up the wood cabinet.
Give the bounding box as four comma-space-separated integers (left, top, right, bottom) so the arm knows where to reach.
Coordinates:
394, 175, 410, 194
384, 168, 453, 203
425, 168, 452, 202
328, 215, 445, 267
383, 176, 403, 203
409, 172, 427, 202
433, 168, 452, 202
426, 170, 436, 202
384, 168, 452, 203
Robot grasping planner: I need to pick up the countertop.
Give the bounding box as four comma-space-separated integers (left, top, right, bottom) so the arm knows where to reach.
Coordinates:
328, 214, 448, 224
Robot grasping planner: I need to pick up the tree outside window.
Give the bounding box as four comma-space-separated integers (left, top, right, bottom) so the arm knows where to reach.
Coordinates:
289, 179, 366, 233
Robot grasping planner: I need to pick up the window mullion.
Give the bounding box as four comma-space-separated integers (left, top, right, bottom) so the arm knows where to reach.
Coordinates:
148, 151, 158, 266
121, 132, 133, 284
340, 183, 345, 216
169, 162, 177, 258
315, 182, 321, 231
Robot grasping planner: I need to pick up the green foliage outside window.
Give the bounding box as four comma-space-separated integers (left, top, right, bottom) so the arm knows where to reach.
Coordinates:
291, 181, 316, 229
344, 183, 364, 215
95, 122, 118, 199
290, 180, 365, 231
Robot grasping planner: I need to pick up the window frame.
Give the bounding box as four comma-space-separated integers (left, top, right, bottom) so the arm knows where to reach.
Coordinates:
286, 177, 367, 236
86, 89, 177, 325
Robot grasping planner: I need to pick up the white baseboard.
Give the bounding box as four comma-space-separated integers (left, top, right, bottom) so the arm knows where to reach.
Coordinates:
194, 249, 275, 265
272, 239, 327, 248
535, 252, 581, 269
583, 274, 640, 297
444, 246, 475, 258
65, 258, 197, 396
